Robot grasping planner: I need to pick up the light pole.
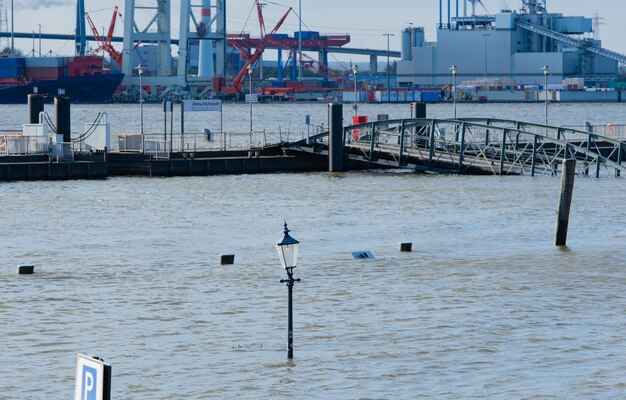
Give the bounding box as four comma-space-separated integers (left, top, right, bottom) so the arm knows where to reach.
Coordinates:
10, 0, 14, 55
542, 65, 549, 125
383, 33, 394, 101
352, 64, 358, 116
137, 64, 144, 135
450, 64, 457, 119
482, 33, 490, 77
298, 0, 302, 82
276, 222, 300, 359
248, 64, 253, 135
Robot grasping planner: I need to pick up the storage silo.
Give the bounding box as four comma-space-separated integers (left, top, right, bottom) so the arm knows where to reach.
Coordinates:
401, 27, 412, 61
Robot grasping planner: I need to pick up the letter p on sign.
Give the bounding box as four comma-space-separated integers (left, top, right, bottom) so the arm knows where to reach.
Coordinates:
74, 354, 110, 400
82, 365, 97, 400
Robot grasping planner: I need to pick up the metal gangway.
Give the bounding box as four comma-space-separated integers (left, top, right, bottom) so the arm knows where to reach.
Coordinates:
289, 118, 626, 178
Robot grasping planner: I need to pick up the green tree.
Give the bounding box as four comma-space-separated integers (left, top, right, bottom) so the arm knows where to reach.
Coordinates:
0, 47, 24, 56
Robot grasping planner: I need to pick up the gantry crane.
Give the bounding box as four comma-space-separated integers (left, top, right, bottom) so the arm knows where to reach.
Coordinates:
219, 2, 293, 95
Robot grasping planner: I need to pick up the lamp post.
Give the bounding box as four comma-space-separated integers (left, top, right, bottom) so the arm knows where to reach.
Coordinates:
248, 64, 253, 135
298, 0, 302, 82
10, 0, 14, 55
450, 64, 457, 119
383, 33, 394, 102
542, 65, 549, 125
482, 33, 490, 77
137, 64, 144, 135
276, 222, 301, 359
352, 64, 358, 116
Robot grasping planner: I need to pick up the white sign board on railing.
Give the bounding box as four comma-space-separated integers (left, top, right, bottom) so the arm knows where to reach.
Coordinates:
245, 94, 259, 103
74, 354, 111, 400
183, 99, 222, 112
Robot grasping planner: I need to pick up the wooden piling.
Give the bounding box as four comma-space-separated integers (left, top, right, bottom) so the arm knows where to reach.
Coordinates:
555, 159, 576, 246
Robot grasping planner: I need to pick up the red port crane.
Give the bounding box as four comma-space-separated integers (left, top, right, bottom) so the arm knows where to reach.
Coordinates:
221, 2, 293, 95
85, 6, 129, 66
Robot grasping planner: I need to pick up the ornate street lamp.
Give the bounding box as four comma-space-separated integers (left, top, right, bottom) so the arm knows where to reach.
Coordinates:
248, 64, 254, 135
351, 64, 359, 116
542, 65, 549, 125
137, 64, 144, 135
276, 222, 301, 359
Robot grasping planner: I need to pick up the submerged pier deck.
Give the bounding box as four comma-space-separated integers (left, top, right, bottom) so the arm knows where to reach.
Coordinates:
288, 117, 626, 178
1, 116, 624, 181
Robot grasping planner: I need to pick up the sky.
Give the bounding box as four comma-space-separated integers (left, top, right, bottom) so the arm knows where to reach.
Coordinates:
6, 0, 626, 62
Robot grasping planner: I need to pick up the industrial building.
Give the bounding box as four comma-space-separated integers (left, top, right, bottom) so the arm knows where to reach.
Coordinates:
397, 0, 624, 87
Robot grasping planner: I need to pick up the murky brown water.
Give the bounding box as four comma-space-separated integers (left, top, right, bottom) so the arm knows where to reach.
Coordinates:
1, 103, 626, 398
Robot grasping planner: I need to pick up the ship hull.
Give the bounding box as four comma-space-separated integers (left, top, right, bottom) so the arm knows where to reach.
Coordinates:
0, 73, 124, 104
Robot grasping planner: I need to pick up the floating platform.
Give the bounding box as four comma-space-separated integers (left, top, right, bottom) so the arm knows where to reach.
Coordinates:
0, 145, 334, 182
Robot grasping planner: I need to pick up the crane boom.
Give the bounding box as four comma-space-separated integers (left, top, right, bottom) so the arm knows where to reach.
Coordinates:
230, 6, 293, 92
255, 0, 266, 38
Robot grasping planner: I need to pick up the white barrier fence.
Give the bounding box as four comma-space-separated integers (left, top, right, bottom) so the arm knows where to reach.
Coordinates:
0, 133, 50, 156
566, 124, 626, 139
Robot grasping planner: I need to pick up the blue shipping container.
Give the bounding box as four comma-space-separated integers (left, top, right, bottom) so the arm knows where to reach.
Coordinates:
294, 31, 320, 40
421, 91, 441, 103
0, 57, 25, 69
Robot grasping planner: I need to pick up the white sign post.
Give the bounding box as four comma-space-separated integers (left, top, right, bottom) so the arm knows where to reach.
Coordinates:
74, 354, 111, 400
244, 94, 259, 103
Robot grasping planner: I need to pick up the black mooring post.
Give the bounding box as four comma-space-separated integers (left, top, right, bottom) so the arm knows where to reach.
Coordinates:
555, 159, 576, 246
54, 96, 71, 143
410, 101, 426, 119
328, 103, 344, 172
28, 94, 44, 124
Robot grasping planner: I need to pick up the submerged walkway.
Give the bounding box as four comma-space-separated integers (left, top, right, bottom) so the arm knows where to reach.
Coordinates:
1, 118, 624, 181
288, 118, 626, 178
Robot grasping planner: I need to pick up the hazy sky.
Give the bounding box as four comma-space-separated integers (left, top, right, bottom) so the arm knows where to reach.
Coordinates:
8, 0, 626, 61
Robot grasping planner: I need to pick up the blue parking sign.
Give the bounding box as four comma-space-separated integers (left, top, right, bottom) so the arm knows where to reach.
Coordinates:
74, 354, 111, 400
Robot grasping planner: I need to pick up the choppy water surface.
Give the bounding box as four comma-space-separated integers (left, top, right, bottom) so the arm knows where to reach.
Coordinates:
1, 103, 626, 398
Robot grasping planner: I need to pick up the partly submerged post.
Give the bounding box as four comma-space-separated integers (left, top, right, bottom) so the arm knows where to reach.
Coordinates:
555, 159, 576, 246
410, 102, 426, 119
54, 96, 71, 143
328, 103, 344, 172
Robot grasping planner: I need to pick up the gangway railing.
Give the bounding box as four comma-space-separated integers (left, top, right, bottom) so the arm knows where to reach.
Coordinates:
289, 118, 626, 178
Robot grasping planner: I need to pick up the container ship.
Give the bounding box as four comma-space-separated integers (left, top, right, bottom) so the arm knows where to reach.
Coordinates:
0, 55, 123, 104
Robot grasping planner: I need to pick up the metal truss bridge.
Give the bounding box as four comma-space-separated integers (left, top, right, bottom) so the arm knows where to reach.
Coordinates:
287, 118, 626, 178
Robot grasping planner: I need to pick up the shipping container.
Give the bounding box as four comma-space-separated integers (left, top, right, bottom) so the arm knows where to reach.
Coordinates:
405, 91, 414, 102
24, 57, 65, 68
342, 91, 367, 103
389, 91, 398, 102
25, 67, 65, 80
421, 91, 440, 102
294, 31, 320, 40
0, 57, 25, 68
397, 91, 406, 102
